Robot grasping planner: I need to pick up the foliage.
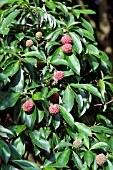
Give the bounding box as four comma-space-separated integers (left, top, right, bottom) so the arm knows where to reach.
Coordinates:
0, 0, 113, 169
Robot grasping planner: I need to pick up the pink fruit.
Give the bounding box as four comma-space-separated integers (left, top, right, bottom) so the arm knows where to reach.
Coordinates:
26, 40, 34, 47
62, 43, 72, 54
54, 71, 64, 81
49, 104, 60, 114
61, 35, 72, 44
22, 100, 34, 112
96, 154, 106, 166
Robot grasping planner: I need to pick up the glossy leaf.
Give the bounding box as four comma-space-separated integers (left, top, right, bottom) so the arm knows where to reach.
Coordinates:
57, 149, 71, 165
60, 105, 75, 128
68, 54, 80, 75
90, 142, 109, 150
0, 92, 20, 110
84, 151, 94, 167
69, 32, 82, 54
72, 151, 83, 170
12, 160, 41, 170
63, 86, 75, 112
75, 122, 92, 137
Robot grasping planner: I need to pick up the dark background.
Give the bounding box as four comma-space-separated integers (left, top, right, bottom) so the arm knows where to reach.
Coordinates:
75, 0, 113, 74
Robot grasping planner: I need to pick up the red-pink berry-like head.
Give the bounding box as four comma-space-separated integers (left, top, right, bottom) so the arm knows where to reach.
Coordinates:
54, 70, 64, 81
49, 104, 60, 114
26, 40, 34, 47
61, 35, 72, 45
22, 100, 34, 112
62, 43, 72, 54
96, 154, 106, 166
49, 92, 59, 102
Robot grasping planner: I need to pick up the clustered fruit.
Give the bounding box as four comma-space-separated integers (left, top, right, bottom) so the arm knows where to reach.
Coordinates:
36, 31, 43, 40
96, 153, 106, 166
61, 35, 72, 54
22, 100, 34, 113
73, 139, 83, 149
49, 104, 60, 115
49, 92, 59, 102
26, 40, 34, 47
54, 70, 64, 81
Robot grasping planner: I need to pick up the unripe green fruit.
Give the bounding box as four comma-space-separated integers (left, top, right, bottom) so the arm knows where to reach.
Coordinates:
35, 32, 43, 40
73, 139, 83, 149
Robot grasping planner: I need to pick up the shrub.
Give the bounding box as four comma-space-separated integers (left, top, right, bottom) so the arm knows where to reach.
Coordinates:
0, 0, 113, 169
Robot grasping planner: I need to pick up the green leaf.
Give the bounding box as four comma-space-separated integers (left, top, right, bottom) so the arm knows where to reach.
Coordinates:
57, 149, 71, 165
24, 107, 36, 129
63, 70, 74, 77
3, 61, 20, 77
0, 10, 20, 34
10, 68, 24, 92
75, 122, 92, 137
63, 86, 75, 112
51, 47, 64, 61
68, 54, 80, 75
69, 32, 82, 54
14, 137, 25, 156
55, 142, 73, 149
73, 9, 95, 16
14, 125, 26, 136
60, 105, 75, 128
86, 44, 99, 55
47, 88, 59, 98
45, 41, 60, 54
51, 58, 68, 66
44, 168, 56, 170
15, 32, 25, 41
80, 17, 94, 34
81, 29, 95, 41
105, 160, 113, 170
12, 160, 41, 170
29, 131, 50, 153
88, 56, 99, 70
0, 92, 21, 110
84, 151, 94, 167
0, 125, 14, 137
45, 164, 69, 168
71, 84, 101, 98
99, 79, 105, 96
79, 9, 96, 14
72, 151, 83, 170
91, 125, 112, 135
53, 114, 60, 130
45, 29, 62, 41
9, 143, 21, 160
46, 1, 56, 11
37, 110, 44, 123
0, 139, 11, 164
66, 127, 77, 139
32, 92, 44, 100
90, 142, 109, 150
23, 58, 37, 67
108, 137, 113, 153
0, 73, 10, 82
94, 54, 112, 68
22, 51, 46, 61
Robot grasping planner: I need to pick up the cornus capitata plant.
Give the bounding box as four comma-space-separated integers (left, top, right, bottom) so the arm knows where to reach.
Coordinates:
0, 0, 113, 169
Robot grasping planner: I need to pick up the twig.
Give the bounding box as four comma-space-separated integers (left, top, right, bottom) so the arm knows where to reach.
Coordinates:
94, 98, 113, 106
